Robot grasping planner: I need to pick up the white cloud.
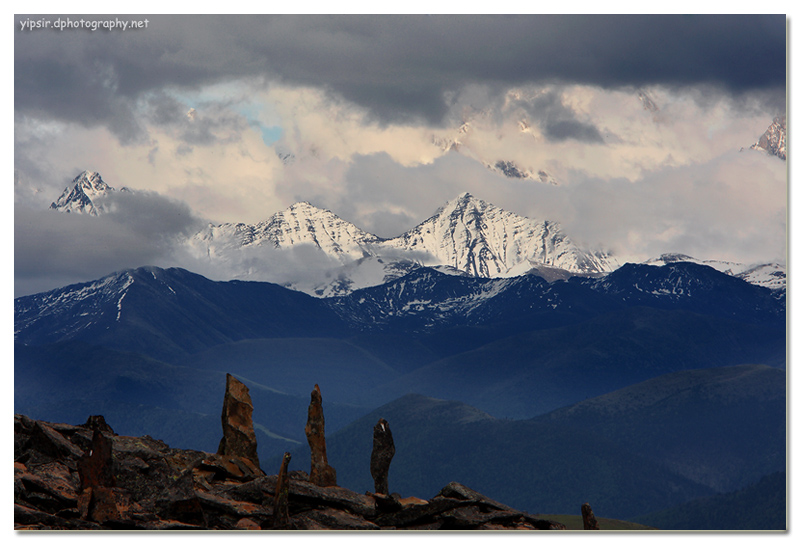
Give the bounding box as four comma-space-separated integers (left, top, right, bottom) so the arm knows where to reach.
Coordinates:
14, 79, 786, 295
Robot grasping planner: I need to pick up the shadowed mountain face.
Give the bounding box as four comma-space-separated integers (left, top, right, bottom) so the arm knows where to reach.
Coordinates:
285, 365, 784, 523
15, 260, 784, 356
15, 261, 784, 418
14, 259, 785, 528
14, 266, 353, 361
532, 365, 786, 492
632, 471, 786, 530
364, 305, 785, 418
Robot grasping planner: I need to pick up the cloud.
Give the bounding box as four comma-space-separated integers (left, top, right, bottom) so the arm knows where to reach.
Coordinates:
527, 90, 605, 143
13, 15, 787, 298
14, 106, 286, 224
15, 15, 785, 133
522, 148, 788, 265
299, 146, 787, 267
14, 191, 205, 297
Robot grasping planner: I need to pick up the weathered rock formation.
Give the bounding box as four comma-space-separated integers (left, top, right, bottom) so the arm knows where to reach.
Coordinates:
78, 429, 115, 490
15, 413, 569, 530
75, 429, 119, 523
273, 453, 291, 529
217, 374, 260, 470
304, 384, 337, 487
14, 378, 568, 530
370, 418, 395, 494
582, 502, 600, 530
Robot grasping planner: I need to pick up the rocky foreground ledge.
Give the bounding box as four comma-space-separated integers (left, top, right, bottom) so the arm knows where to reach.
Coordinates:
14, 412, 567, 530
15, 375, 572, 530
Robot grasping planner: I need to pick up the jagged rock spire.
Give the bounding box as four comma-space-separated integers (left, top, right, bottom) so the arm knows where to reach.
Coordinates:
370, 418, 395, 495
217, 374, 260, 470
273, 452, 292, 528
305, 384, 337, 487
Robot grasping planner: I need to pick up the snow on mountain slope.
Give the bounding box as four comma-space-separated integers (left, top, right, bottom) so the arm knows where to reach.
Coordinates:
282, 257, 422, 298
750, 116, 786, 160
385, 192, 617, 278
14, 268, 141, 342
49, 171, 130, 215
14, 266, 354, 359
189, 201, 383, 263
184, 192, 616, 296
485, 161, 558, 185
432, 119, 559, 184
734, 263, 786, 291
329, 267, 523, 329
41, 171, 781, 298
644, 254, 786, 291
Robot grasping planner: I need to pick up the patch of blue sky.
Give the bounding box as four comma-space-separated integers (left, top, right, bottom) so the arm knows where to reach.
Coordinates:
164, 84, 284, 145
229, 100, 284, 146
257, 124, 283, 145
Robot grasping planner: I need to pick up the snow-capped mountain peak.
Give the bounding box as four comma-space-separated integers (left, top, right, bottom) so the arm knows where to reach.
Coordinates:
184, 191, 619, 295
485, 161, 557, 185
644, 253, 786, 291
750, 116, 786, 160
385, 193, 617, 279
49, 170, 132, 216
262, 200, 382, 255
189, 199, 382, 265
49, 171, 114, 215
46, 173, 783, 300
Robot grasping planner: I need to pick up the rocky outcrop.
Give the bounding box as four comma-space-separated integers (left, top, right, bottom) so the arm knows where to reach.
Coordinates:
304, 384, 337, 487
273, 453, 291, 529
217, 374, 260, 471
370, 418, 395, 494
14, 413, 568, 530
14, 378, 568, 530
582, 502, 600, 530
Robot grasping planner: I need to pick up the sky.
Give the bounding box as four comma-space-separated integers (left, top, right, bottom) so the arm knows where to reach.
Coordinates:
12, 12, 789, 297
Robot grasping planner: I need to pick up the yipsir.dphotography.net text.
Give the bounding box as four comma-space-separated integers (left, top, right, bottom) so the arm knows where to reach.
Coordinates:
18, 16, 149, 32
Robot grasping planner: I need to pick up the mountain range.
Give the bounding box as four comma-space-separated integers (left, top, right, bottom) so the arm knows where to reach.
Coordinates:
288, 364, 784, 522
14, 257, 786, 528
15, 258, 785, 431
49, 171, 785, 297
26, 140, 787, 529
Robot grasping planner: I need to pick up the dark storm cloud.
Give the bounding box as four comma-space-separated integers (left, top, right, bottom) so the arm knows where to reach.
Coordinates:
529, 91, 605, 143
14, 191, 206, 297
15, 14, 786, 132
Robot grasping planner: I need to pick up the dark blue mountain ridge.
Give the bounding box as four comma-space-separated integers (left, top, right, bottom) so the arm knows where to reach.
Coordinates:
360, 304, 786, 418
587, 261, 785, 323
14, 266, 353, 361
327, 261, 784, 332
282, 364, 784, 522
15, 261, 785, 362
14, 260, 786, 529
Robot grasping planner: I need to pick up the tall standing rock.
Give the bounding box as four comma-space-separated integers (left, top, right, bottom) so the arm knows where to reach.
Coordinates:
217, 374, 260, 470
370, 418, 395, 495
77, 428, 118, 523
273, 452, 292, 529
305, 384, 337, 487
581, 502, 600, 530
78, 429, 115, 491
